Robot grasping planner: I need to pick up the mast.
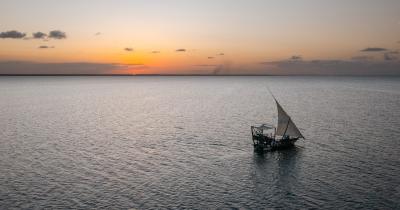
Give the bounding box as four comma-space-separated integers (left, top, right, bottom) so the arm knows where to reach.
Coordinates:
282, 117, 290, 137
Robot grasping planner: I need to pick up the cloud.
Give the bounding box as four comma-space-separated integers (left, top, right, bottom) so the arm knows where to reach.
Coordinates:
194, 64, 218, 67
0, 61, 136, 74
124, 48, 133, 52
383, 51, 399, 61
48, 30, 66, 39
38, 45, 54, 49
194, 62, 232, 75
212, 65, 225, 75
208, 57, 214, 59
213, 61, 232, 75
259, 55, 303, 65
0, 30, 26, 39
259, 58, 400, 75
176, 48, 186, 52
290, 55, 302, 60
1, 30, 67, 39
361, 47, 387, 52
351, 56, 373, 61
151, 51, 160, 53
33, 32, 47, 39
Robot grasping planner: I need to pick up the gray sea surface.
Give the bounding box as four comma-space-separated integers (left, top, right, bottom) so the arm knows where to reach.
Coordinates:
0, 76, 399, 209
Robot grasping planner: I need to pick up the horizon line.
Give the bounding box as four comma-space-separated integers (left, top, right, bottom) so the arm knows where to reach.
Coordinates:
0, 74, 399, 77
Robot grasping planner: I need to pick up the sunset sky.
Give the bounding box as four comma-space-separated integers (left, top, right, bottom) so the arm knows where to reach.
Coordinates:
1, 0, 400, 75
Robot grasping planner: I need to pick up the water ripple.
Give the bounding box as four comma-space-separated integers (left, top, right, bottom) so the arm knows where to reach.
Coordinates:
0, 76, 399, 209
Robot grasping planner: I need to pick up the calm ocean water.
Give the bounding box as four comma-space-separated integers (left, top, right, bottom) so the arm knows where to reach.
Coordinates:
0, 76, 399, 209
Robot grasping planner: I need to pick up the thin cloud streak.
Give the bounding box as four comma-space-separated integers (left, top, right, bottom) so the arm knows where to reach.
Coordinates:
0, 61, 137, 74
290, 55, 302, 60
38, 45, 54, 49
194, 64, 218, 67
259, 58, 400, 75
351, 56, 373, 61
124, 48, 133, 52
361, 47, 387, 52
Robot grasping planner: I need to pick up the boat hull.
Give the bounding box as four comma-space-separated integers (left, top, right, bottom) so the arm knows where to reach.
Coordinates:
253, 138, 298, 152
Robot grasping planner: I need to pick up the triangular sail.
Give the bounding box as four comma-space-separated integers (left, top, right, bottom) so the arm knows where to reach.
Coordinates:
274, 99, 304, 138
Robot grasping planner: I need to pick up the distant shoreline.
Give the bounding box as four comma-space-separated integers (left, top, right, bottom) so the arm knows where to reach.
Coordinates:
0, 74, 398, 77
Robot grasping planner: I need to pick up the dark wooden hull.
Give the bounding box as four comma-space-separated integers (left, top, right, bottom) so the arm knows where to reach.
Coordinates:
270, 138, 298, 150
253, 138, 298, 152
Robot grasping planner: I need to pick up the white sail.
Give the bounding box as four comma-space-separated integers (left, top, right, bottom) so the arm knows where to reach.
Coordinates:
275, 99, 304, 138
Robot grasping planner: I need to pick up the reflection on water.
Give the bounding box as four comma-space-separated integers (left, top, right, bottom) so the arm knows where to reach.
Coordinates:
0, 76, 399, 209
251, 147, 303, 209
